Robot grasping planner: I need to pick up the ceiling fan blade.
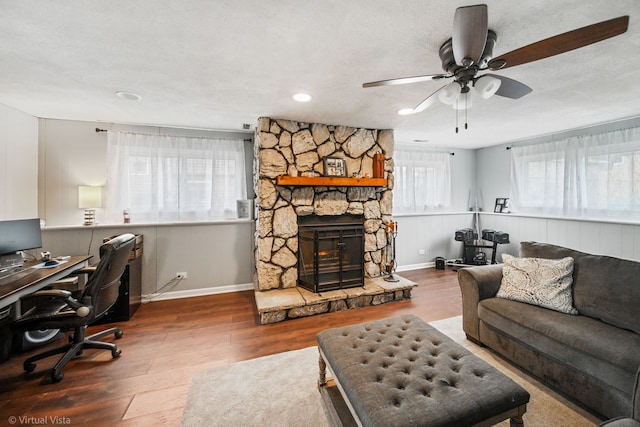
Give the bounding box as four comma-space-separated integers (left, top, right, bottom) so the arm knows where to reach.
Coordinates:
363, 74, 448, 88
406, 85, 450, 114
452, 4, 488, 67
483, 74, 532, 99
488, 15, 629, 70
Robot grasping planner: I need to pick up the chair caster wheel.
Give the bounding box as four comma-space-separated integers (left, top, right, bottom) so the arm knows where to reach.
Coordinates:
115, 330, 123, 339
24, 362, 36, 372
51, 371, 64, 383
112, 348, 121, 358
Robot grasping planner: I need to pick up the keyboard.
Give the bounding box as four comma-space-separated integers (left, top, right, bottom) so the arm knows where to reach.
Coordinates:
0, 265, 23, 279
0, 267, 35, 286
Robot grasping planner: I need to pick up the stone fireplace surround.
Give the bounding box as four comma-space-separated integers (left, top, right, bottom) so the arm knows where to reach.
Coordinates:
253, 117, 415, 324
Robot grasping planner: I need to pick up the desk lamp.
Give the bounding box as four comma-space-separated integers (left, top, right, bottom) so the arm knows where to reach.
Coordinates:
78, 186, 103, 226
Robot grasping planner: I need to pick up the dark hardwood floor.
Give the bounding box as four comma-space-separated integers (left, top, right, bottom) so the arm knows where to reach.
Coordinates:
0, 267, 462, 426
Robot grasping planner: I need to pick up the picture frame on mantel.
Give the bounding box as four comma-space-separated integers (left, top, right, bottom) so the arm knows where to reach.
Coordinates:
323, 157, 347, 177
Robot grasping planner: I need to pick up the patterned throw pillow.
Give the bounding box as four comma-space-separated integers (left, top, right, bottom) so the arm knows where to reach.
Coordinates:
497, 254, 578, 315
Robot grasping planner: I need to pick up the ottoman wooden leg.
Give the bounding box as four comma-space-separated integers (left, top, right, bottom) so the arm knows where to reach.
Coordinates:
318, 351, 327, 387
510, 404, 526, 426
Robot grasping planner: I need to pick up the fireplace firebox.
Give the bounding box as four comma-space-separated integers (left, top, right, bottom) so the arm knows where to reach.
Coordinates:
298, 215, 364, 293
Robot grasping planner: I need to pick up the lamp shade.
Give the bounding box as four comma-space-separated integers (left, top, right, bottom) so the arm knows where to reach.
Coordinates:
78, 186, 103, 208
438, 82, 462, 105
474, 75, 502, 99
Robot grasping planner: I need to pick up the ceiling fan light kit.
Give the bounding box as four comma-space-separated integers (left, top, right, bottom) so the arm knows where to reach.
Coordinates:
474, 75, 501, 99
438, 82, 462, 105
363, 4, 629, 132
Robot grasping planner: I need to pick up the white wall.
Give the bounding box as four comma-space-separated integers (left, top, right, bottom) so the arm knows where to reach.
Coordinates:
0, 103, 38, 220
38, 119, 254, 226
38, 119, 108, 226
479, 213, 640, 261
475, 116, 640, 213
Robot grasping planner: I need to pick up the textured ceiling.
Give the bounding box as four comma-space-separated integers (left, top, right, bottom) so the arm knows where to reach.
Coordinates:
1, 0, 639, 148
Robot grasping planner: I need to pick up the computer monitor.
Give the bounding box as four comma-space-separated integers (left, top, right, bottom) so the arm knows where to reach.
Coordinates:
0, 218, 43, 255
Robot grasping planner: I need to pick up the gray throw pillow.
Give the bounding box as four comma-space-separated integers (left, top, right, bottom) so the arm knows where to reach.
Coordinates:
497, 253, 578, 315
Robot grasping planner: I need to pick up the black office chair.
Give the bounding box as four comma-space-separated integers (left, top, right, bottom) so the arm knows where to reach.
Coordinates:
11, 233, 136, 382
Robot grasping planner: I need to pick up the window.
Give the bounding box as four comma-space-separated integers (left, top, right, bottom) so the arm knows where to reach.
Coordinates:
393, 145, 451, 214
106, 131, 247, 222
510, 127, 640, 220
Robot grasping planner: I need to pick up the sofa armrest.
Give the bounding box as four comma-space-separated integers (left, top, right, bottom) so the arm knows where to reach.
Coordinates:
598, 367, 640, 426
457, 264, 504, 343
634, 366, 640, 420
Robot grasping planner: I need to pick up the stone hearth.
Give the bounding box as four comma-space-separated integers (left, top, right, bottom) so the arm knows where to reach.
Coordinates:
255, 276, 415, 324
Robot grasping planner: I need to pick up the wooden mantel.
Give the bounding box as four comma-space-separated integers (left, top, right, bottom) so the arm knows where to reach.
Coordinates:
276, 176, 386, 187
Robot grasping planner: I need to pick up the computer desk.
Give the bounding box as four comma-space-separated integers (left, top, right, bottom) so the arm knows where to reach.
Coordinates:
0, 256, 92, 318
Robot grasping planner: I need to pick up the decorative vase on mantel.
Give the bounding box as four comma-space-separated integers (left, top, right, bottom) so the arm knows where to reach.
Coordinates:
373, 153, 385, 178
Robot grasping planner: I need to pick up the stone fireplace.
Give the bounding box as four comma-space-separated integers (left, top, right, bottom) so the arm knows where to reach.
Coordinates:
253, 117, 415, 324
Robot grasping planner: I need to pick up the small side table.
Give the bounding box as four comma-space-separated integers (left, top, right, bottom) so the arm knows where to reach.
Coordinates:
94, 234, 143, 324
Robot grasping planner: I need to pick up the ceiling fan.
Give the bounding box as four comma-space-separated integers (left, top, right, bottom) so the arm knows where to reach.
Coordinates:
363, 4, 629, 119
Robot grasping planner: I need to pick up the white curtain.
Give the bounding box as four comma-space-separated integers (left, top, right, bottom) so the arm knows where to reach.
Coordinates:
105, 131, 247, 223
393, 145, 451, 213
511, 127, 640, 219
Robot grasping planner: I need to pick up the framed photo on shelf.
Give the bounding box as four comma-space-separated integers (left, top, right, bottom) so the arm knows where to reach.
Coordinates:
323, 157, 347, 177
494, 198, 511, 213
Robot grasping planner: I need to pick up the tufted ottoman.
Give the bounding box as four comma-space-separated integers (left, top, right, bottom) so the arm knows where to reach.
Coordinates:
316, 315, 530, 427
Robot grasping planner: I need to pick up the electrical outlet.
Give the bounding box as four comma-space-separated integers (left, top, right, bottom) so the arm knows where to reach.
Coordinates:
418, 249, 426, 255
176, 272, 188, 279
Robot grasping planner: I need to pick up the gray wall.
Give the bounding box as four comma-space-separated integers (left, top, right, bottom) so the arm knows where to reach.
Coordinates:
474, 116, 640, 262
39, 221, 254, 299
34, 119, 255, 299
394, 147, 477, 269
3, 110, 639, 301
0, 103, 38, 220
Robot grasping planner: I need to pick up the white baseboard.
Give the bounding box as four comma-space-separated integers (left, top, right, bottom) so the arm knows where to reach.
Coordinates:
397, 262, 434, 271
142, 282, 254, 303
143, 264, 438, 302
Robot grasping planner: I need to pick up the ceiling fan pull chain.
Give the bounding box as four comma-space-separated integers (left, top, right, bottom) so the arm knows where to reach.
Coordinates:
465, 100, 468, 130
455, 101, 459, 133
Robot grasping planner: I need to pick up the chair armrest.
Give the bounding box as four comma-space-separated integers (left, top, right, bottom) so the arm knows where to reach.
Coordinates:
30, 289, 73, 299
28, 289, 91, 318
457, 264, 504, 343
67, 266, 97, 275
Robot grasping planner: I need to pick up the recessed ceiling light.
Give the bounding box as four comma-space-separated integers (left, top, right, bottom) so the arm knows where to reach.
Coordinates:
293, 93, 312, 102
116, 91, 142, 101
398, 108, 415, 115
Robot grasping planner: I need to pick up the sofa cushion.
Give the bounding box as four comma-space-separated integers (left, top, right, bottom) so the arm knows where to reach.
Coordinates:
520, 242, 640, 334
497, 254, 578, 314
478, 297, 640, 397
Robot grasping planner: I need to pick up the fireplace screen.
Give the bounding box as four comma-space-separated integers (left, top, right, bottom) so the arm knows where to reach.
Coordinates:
298, 215, 364, 293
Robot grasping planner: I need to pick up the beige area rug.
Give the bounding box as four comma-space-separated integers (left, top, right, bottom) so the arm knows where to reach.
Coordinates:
180, 316, 602, 427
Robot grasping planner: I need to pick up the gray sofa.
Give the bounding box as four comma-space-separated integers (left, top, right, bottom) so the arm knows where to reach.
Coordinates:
457, 241, 640, 420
